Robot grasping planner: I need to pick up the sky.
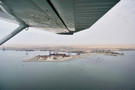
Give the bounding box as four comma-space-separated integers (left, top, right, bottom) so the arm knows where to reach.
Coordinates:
0, 0, 135, 45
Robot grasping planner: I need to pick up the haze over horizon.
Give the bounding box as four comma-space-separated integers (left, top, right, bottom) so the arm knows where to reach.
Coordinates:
0, 0, 135, 45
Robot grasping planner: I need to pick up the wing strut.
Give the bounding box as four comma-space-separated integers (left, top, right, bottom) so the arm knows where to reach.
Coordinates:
0, 1, 28, 45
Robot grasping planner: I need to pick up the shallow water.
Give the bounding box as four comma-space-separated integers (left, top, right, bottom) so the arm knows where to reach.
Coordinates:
0, 50, 135, 90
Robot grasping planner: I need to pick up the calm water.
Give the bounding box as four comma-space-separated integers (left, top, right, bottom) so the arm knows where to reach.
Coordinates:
0, 50, 135, 90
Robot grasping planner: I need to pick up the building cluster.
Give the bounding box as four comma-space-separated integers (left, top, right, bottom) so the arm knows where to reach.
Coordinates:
33, 53, 69, 61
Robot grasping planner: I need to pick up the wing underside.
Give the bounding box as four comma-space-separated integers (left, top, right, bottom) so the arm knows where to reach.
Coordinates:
0, 0, 120, 45
0, 0, 120, 34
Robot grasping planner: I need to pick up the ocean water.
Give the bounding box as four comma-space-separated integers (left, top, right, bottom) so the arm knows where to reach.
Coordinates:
0, 50, 135, 90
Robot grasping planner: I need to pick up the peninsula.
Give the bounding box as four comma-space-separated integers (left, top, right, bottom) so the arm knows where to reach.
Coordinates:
24, 50, 124, 62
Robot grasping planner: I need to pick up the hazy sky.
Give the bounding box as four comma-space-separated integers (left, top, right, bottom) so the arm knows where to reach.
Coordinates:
0, 0, 135, 45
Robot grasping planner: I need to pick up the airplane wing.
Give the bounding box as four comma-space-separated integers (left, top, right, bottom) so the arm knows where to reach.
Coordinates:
0, 0, 120, 45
